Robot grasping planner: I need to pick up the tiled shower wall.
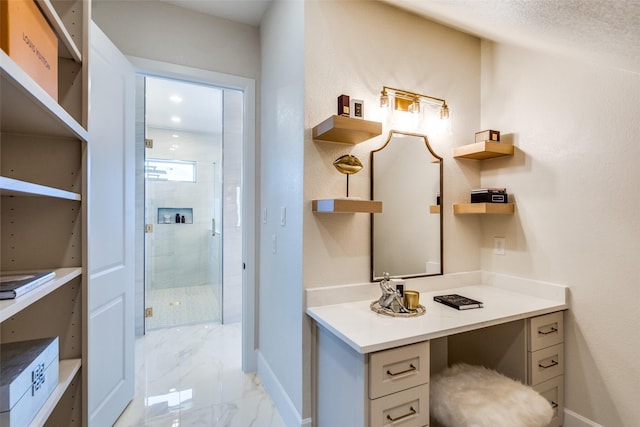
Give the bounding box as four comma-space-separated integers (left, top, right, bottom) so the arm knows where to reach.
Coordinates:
146, 127, 222, 292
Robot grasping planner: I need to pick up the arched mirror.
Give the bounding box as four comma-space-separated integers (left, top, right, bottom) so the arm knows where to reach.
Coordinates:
371, 130, 443, 280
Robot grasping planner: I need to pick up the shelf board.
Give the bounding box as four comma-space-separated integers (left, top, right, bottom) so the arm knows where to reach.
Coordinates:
429, 205, 441, 214
312, 115, 382, 144
453, 203, 515, 214
0, 50, 88, 139
29, 359, 81, 427
35, 0, 82, 62
313, 198, 383, 213
453, 203, 515, 215
453, 141, 514, 160
0, 177, 81, 201
0, 267, 82, 323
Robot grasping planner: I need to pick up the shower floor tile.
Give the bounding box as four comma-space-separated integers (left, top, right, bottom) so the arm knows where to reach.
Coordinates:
146, 285, 221, 330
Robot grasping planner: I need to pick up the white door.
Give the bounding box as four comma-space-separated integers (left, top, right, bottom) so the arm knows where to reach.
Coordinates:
87, 22, 135, 425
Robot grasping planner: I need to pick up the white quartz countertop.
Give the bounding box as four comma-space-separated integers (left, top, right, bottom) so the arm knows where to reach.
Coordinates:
306, 284, 568, 354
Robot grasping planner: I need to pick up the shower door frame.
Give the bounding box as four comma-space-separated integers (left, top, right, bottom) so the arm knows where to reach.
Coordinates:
131, 57, 257, 372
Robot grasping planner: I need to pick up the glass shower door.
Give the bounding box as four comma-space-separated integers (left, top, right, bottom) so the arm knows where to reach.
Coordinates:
143, 76, 224, 331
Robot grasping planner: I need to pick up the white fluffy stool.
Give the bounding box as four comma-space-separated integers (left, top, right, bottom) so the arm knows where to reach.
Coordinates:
430, 364, 553, 427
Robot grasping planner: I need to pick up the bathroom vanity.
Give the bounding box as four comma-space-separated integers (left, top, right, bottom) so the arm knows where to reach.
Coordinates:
307, 279, 568, 427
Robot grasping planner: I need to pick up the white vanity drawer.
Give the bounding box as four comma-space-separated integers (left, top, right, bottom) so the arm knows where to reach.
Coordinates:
528, 343, 564, 385
528, 311, 563, 352
369, 383, 429, 427
369, 341, 430, 399
533, 376, 564, 427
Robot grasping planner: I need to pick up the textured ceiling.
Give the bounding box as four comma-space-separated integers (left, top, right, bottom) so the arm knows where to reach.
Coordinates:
383, 0, 640, 74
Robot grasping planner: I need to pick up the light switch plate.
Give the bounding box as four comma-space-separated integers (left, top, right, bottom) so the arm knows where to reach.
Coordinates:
494, 237, 506, 255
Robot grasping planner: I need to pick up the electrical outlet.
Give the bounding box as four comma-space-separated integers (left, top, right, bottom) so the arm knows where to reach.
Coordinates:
272, 235, 277, 254
494, 237, 506, 255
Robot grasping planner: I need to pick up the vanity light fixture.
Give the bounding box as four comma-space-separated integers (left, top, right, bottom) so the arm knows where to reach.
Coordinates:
379, 86, 449, 120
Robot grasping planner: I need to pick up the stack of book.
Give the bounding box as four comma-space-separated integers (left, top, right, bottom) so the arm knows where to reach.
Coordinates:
0, 271, 55, 300
434, 294, 483, 310
471, 188, 508, 204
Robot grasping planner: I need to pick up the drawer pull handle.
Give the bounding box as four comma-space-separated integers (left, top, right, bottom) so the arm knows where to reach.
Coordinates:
386, 364, 416, 377
551, 401, 559, 409
538, 326, 558, 335
538, 359, 559, 369
386, 406, 416, 422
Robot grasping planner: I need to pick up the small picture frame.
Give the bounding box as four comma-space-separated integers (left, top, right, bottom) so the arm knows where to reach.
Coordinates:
350, 99, 364, 119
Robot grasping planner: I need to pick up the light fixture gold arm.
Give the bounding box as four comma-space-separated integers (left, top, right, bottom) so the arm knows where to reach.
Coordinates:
381, 85, 447, 106
380, 86, 449, 117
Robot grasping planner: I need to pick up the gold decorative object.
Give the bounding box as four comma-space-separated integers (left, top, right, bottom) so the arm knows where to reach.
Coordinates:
332, 154, 363, 197
404, 290, 420, 310
333, 154, 363, 175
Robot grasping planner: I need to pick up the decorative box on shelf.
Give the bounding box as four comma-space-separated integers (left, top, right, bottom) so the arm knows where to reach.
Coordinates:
0, 337, 59, 427
0, 0, 59, 100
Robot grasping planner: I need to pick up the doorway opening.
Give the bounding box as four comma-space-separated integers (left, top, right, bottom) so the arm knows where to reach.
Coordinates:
133, 58, 257, 372
142, 76, 243, 331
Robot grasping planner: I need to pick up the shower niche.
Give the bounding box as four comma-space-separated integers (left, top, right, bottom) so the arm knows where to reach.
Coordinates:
157, 207, 193, 224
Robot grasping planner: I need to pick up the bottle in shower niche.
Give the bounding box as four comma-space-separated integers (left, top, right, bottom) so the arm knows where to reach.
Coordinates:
181, 215, 185, 223
175, 213, 180, 223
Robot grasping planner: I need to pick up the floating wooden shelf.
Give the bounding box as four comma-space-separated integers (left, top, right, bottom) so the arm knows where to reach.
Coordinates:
312, 198, 382, 213
312, 115, 382, 144
429, 205, 441, 214
453, 141, 514, 160
453, 203, 515, 214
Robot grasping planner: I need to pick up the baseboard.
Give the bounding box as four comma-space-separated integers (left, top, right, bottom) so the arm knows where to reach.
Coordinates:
257, 350, 312, 427
563, 409, 603, 427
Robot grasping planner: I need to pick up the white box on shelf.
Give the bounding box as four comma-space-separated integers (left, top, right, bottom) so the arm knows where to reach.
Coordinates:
0, 337, 59, 427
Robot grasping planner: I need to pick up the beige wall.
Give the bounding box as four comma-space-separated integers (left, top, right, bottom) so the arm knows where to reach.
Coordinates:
303, 0, 482, 289
479, 41, 640, 425
92, 1, 260, 79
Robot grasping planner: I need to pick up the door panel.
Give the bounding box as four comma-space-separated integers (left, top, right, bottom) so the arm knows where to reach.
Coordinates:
88, 21, 135, 425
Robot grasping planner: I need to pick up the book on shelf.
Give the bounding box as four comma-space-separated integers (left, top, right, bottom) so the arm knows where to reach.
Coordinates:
0, 271, 56, 300
433, 294, 483, 310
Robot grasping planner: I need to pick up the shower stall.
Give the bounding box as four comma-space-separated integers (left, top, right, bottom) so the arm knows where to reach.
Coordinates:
142, 76, 243, 331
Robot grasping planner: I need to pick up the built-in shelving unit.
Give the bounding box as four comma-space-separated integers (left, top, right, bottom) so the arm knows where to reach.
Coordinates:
1, 0, 88, 425
453, 203, 515, 214
312, 115, 382, 144
453, 141, 514, 160
312, 198, 383, 213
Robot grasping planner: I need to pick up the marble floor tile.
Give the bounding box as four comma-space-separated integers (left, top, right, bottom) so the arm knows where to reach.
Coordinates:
114, 322, 285, 427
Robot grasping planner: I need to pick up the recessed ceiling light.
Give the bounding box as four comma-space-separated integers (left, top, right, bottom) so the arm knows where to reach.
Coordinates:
172, 134, 180, 138
170, 116, 181, 123
169, 95, 182, 103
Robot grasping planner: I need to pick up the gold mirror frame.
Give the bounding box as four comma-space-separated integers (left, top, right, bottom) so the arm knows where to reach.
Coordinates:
370, 130, 443, 281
